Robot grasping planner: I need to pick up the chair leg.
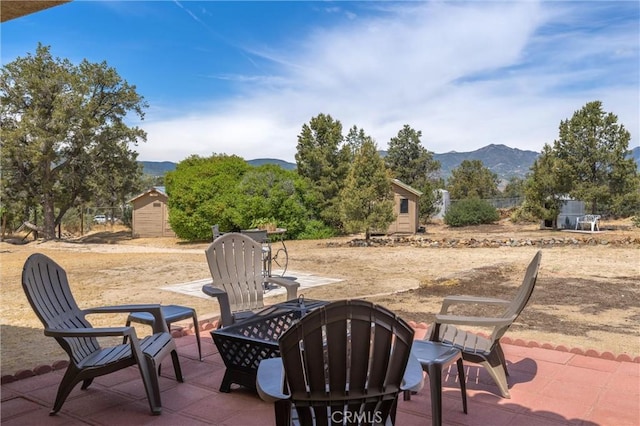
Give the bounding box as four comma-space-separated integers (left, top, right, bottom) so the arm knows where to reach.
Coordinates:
50, 365, 81, 415
426, 363, 443, 426
192, 311, 202, 361
139, 354, 163, 415
456, 358, 468, 414
274, 400, 292, 426
495, 343, 509, 376
389, 395, 399, 425
80, 378, 93, 390
171, 349, 184, 382
480, 358, 510, 399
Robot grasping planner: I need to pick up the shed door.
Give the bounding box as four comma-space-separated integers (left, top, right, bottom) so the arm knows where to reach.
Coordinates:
396, 198, 411, 232
135, 198, 164, 237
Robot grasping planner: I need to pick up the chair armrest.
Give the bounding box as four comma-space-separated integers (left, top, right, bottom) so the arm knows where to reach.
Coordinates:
401, 354, 424, 392
256, 357, 290, 402
440, 296, 510, 314
434, 313, 516, 328
202, 284, 233, 327
83, 304, 168, 333
265, 277, 300, 301
44, 326, 136, 339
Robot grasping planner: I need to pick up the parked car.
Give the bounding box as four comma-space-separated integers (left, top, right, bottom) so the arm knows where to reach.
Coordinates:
93, 214, 107, 224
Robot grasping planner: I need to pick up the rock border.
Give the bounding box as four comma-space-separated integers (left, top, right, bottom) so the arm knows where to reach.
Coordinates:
331, 235, 640, 248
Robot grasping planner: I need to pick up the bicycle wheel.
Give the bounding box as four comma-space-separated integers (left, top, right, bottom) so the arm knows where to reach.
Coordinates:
271, 246, 288, 276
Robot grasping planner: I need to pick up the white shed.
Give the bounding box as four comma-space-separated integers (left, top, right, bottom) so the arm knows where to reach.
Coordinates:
541, 198, 586, 229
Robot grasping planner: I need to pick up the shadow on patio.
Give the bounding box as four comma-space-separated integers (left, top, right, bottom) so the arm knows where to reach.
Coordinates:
1, 332, 639, 425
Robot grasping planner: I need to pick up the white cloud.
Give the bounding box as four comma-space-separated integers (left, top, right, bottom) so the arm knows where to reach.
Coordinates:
138, 1, 639, 162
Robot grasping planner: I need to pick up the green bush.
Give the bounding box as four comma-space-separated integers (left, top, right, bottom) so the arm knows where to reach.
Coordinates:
297, 220, 336, 240
444, 198, 500, 227
510, 205, 538, 224
61, 208, 83, 234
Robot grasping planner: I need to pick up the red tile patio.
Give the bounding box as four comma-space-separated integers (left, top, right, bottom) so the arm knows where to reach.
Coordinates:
2, 326, 638, 425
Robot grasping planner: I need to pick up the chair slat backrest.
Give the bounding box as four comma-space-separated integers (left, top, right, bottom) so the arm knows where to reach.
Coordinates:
278, 300, 414, 425
22, 253, 99, 364
492, 250, 542, 341
205, 233, 264, 313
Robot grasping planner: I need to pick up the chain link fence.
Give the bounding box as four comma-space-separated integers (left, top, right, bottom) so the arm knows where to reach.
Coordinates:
449, 196, 524, 209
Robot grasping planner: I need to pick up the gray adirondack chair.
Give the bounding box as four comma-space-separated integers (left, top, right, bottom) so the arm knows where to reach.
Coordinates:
429, 250, 542, 398
256, 299, 423, 426
202, 232, 299, 327
21, 253, 183, 416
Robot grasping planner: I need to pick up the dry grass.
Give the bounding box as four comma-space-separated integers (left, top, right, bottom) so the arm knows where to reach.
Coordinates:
1, 219, 639, 376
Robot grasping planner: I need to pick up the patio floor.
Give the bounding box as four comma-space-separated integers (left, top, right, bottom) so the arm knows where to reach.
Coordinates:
2, 328, 638, 425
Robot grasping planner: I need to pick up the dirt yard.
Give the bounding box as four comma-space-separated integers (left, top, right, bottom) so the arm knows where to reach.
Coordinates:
1, 219, 639, 376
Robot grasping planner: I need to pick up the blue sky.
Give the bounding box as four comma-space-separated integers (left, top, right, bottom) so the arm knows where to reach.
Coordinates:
1, 0, 638, 162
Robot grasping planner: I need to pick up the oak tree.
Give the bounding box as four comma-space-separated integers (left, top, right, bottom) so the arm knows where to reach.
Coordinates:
1, 44, 146, 239
165, 154, 249, 240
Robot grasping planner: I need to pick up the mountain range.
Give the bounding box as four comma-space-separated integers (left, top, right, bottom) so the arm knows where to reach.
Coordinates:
140, 144, 640, 182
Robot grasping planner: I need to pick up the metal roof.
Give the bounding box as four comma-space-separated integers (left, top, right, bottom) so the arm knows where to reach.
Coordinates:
128, 186, 168, 203
391, 179, 423, 196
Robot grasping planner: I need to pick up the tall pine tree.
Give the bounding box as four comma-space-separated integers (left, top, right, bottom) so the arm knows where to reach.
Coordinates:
385, 124, 441, 221
340, 134, 394, 239
295, 113, 350, 230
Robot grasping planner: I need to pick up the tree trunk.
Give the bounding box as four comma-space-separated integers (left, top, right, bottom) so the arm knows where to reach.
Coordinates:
43, 192, 56, 240
1, 212, 6, 241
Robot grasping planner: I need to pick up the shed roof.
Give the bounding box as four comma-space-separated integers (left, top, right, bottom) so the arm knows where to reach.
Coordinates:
128, 186, 168, 203
391, 179, 423, 196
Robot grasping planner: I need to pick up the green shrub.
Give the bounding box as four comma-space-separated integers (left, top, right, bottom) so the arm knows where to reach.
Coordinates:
510, 206, 538, 224
444, 198, 500, 227
297, 220, 336, 240
121, 205, 133, 228
61, 208, 82, 234
632, 216, 640, 228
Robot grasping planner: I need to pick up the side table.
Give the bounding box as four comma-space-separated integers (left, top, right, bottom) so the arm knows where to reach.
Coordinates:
403, 340, 467, 426
126, 304, 202, 361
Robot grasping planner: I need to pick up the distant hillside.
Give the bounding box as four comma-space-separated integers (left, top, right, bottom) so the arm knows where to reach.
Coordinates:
139, 158, 296, 176
246, 158, 296, 170
140, 144, 640, 181
140, 161, 176, 177
433, 144, 540, 180
380, 144, 539, 180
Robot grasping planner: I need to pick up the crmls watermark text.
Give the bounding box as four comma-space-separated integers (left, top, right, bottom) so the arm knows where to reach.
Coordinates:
331, 411, 384, 424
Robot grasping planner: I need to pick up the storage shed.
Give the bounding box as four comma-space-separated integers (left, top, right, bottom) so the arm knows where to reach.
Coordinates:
129, 186, 175, 238
387, 179, 423, 234
541, 198, 586, 230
